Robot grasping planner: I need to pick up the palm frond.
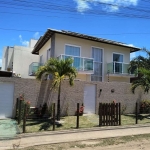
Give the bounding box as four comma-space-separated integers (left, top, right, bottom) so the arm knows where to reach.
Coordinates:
131, 67, 150, 93
36, 57, 77, 88
36, 66, 48, 80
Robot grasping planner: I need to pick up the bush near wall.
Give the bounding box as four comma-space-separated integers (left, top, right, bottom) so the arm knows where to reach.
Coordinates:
140, 100, 150, 113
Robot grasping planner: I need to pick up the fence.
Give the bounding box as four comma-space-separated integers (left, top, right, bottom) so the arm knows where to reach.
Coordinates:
99, 103, 121, 126
15, 98, 31, 133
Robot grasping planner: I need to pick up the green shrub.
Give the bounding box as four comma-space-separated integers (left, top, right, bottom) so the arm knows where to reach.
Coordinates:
140, 100, 150, 113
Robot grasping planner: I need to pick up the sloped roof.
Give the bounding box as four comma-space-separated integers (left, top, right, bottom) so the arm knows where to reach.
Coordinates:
32, 28, 141, 54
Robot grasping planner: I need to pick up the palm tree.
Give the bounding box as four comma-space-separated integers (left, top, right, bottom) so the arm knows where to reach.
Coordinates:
129, 48, 150, 72
129, 48, 150, 93
131, 68, 150, 93
36, 58, 77, 120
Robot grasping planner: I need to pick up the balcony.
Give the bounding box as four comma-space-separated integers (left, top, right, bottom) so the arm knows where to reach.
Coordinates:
29, 62, 43, 76
58, 54, 94, 74
107, 62, 134, 77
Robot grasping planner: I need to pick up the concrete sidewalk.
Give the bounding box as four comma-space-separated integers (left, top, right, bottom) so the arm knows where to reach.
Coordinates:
1, 124, 150, 150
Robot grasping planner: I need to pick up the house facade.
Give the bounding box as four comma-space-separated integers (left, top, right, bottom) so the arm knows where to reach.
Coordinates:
0, 30, 143, 118
2, 39, 39, 78
31, 29, 140, 83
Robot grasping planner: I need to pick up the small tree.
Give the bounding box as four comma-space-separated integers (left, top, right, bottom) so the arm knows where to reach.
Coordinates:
131, 68, 150, 93
36, 58, 77, 120
129, 48, 150, 93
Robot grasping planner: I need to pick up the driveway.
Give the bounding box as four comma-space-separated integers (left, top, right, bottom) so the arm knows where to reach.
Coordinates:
0, 119, 19, 139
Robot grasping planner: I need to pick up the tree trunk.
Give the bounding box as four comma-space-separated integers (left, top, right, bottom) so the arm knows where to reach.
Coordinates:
57, 81, 61, 121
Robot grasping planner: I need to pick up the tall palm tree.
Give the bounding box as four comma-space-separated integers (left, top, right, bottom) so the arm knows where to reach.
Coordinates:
36, 58, 77, 120
129, 48, 150, 93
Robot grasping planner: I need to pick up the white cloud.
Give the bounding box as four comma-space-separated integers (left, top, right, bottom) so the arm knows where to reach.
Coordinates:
74, 0, 138, 12
74, 0, 91, 12
19, 35, 29, 47
128, 44, 134, 47
33, 32, 40, 39
0, 59, 2, 67
104, 5, 119, 12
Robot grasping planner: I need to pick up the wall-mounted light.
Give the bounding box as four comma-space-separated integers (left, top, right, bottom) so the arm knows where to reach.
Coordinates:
99, 89, 102, 97
111, 89, 115, 93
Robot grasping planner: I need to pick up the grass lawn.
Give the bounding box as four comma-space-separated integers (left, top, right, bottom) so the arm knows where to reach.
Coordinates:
19, 114, 150, 133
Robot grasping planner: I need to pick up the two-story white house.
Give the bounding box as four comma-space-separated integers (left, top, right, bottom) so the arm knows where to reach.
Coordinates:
2, 39, 39, 78
30, 29, 140, 83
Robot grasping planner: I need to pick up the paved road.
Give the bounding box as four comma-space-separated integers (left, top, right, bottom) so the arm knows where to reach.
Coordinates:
1, 124, 150, 149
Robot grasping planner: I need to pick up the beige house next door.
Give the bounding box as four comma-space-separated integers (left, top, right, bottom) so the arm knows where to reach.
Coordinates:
84, 84, 96, 114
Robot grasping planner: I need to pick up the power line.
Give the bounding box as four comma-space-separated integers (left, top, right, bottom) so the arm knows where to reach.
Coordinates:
1, 27, 150, 36
1, 0, 150, 20
0, 11, 81, 19
0, 27, 44, 33
0, 5, 129, 20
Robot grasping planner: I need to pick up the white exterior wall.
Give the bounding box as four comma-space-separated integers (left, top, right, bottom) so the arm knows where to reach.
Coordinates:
37, 33, 131, 82
13, 46, 39, 78
7, 47, 14, 70
39, 39, 51, 64
54, 33, 130, 82
55, 33, 130, 63
2, 47, 7, 70
29, 39, 38, 48
2, 46, 14, 71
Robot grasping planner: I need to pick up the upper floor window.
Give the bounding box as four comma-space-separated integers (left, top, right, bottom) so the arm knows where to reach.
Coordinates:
113, 53, 123, 62
113, 53, 124, 73
47, 48, 51, 61
92, 47, 103, 62
65, 45, 80, 56
91, 47, 103, 81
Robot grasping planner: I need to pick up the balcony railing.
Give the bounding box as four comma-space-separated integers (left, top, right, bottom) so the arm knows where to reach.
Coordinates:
29, 62, 43, 76
58, 54, 94, 74
107, 62, 133, 75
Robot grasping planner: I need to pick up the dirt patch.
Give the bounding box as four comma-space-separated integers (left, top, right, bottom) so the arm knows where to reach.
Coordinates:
20, 134, 150, 150
81, 140, 100, 145
70, 140, 150, 150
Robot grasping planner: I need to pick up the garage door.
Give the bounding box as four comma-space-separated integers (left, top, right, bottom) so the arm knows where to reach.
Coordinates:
0, 82, 14, 119
84, 84, 96, 114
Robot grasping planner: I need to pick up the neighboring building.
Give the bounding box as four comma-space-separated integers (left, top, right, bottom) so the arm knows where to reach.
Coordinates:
31, 29, 141, 83
2, 39, 39, 78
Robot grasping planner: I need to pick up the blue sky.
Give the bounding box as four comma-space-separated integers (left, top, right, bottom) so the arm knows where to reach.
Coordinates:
0, 0, 150, 67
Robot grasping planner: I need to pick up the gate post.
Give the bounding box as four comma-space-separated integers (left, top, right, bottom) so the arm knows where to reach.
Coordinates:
76, 103, 80, 129
136, 102, 138, 124
18, 100, 22, 125
53, 103, 55, 131
116, 103, 119, 125
23, 104, 27, 133
99, 103, 102, 127
15, 98, 19, 120
119, 103, 121, 125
